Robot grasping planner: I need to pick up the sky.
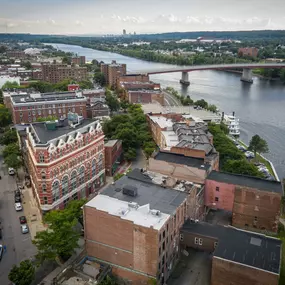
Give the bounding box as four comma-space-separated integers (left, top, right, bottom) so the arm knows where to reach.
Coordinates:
0, 0, 285, 35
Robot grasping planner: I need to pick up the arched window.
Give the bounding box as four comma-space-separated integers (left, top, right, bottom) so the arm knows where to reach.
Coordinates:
79, 166, 85, 185
39, 153, 45, 163
42, 183, 47, 193
92, 159, 96, 177
62, 175, 69, 196
70, 170, 77, 191
98, 154, 103, 172
41, 171, 46, 180
52, 180, 60, 202
86, 162, 91, 181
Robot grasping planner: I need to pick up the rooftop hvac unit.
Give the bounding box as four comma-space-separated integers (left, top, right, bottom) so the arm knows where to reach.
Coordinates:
128, 202, 138, 209
150, 209, 161, 216
122, 185, 138, 197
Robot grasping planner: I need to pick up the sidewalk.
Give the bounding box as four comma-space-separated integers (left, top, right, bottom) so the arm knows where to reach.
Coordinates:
22, 186, 46, 239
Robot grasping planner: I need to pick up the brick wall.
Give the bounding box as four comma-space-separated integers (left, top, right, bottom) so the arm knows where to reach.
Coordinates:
232, 186, 281, 232
211, 256, 279, 285
204, 180, 235, 211
170, 146, 206, 159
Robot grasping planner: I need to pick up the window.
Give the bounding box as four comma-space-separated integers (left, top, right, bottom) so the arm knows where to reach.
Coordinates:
98, 154, 103, 172
81, 188, 86, 199
162, 241, 165, 250
199, 238, 203, 245
216, 186, 219, 191
41, 172, 46, 180
62, 176, 69, 196
63, 198, 69, 208
163, 230, 165, 238
215, 197, 219, 202
52, 181, 60, 202
79, 166, 85, 185
43, 197, 48, 205
180, 234, 184, 241
70, 170, 77, 191
254, 216, 258, 221
72, 193, 78, 200
42, 183, 47, 193
92, 159, 96, 177
214, 242, 218, 248
194, 237, 199, 245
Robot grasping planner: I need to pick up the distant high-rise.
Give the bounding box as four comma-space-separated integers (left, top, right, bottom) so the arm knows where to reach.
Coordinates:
123, 29, 126, 35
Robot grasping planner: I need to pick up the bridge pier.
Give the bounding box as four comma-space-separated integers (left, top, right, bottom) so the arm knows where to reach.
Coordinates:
180, 71, 190, 86
241, 68, 253, 83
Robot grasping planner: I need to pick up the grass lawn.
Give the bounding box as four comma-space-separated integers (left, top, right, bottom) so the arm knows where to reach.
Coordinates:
237, 139, 276, 178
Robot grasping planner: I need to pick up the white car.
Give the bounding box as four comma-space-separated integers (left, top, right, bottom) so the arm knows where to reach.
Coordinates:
15, 203, 22, 211
21, 225, 29, 234
8, 168, 15, 175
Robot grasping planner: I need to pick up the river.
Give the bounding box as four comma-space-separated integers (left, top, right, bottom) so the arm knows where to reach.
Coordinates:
50, 43, 285, 180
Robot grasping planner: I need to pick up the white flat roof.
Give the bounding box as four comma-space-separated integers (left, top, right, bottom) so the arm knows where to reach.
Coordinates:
149, 115, 173, 129
86, 194, 170, 230
161, 131, 179, 147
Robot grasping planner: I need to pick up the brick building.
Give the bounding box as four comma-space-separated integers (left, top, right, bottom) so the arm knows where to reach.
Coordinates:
104, 140, 123, 176
72, 56, 86, 65
238, 47, 259, 57
128, 90, 164, 105
7, 50, 26, 58
26, 117, 105, 212
148, 151, 211, 185
180, 220, 281, 285
86, 101, 110, 119
84, 169, 190, 284
41, 61, 88, 84
147, 114, 219, 170
205, 171, 283, 232
9, 91, 87, 124
101, 60, 126, 88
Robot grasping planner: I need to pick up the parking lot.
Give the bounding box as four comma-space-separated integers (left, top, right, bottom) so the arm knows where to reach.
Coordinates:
168, 248, 212, 285
0, 159, 37, 285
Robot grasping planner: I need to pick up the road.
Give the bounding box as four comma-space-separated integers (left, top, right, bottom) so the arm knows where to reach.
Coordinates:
162, 90, 182, 107
0, 157, 36, 285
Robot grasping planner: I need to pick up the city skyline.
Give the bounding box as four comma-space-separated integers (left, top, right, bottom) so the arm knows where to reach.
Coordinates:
0, 0, 285, 34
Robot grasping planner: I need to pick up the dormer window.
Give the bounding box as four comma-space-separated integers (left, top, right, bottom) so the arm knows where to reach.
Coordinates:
39, 153, 45, 163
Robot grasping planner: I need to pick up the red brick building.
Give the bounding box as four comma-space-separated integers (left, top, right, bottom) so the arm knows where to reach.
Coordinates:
7, 50, 26, 58
205, 171, 283, 232
180, 220, 281, 285
104, 140, 123, 176
72, 56, 86, 65
238, 47, 259, 57
41, 61, 88, 84
9, 91, 88, 124
84, 169, 189, 284
128, 90, 164, 105
26, 117, 105, 212
101, 60, 127, 88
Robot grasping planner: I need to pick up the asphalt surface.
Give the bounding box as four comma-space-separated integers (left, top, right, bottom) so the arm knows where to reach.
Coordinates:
162, 90, 182, 107
0, 159, 37, 285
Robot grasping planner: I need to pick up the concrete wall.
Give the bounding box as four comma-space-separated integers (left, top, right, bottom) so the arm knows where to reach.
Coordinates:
205, 179, 235, 212
211, 256, 279, 285
232, 186, 281, 233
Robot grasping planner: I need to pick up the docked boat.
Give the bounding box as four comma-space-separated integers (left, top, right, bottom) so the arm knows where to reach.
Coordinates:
222, 112, 240, 136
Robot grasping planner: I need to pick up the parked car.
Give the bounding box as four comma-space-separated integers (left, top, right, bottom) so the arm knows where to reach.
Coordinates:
0, 245, 3, 260
14, 203, 22, 211
19, 216, 27, 224
14, 195, 21, 203
21, 225, 29, 234
8, 168, 15, 175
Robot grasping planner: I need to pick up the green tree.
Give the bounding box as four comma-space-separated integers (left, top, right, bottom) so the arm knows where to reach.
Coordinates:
4, 153, 22, 173
1, 81, 21, 90
62, 56, 71, 64
94, 72, 106, 86
223, 159, 263, 177
0, 105, 12, 127
3, 143, 20, 159
207, 104, 218, 113
248, 134, 269, 158
114, 173, 124, 181
106, 92, 120, 112
22, 61, 32, 70
99, 276, 117, 285
0, 129, 18, 145
36, 116, 58, 122
79, 80, 93, 90
280, 69, 285, 82
53, 79, 71, 91
124, 148, 137, 161
33, 200, 85, 262
8, 260, 35, 285
29, 81, 54, 93
195, 99, 208, 109
0, 45, 7, 53
0, 89, 3, 104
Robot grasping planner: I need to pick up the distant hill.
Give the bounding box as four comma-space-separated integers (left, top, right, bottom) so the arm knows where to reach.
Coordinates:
0, 30, 285, 42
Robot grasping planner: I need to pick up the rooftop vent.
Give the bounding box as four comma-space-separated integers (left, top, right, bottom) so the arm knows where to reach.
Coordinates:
128, 202, 139, 209
123, 185, 138, 197
150, 209, 161, 216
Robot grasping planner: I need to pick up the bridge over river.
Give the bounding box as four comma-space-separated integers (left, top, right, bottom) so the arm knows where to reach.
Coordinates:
129, 63, 285, 85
